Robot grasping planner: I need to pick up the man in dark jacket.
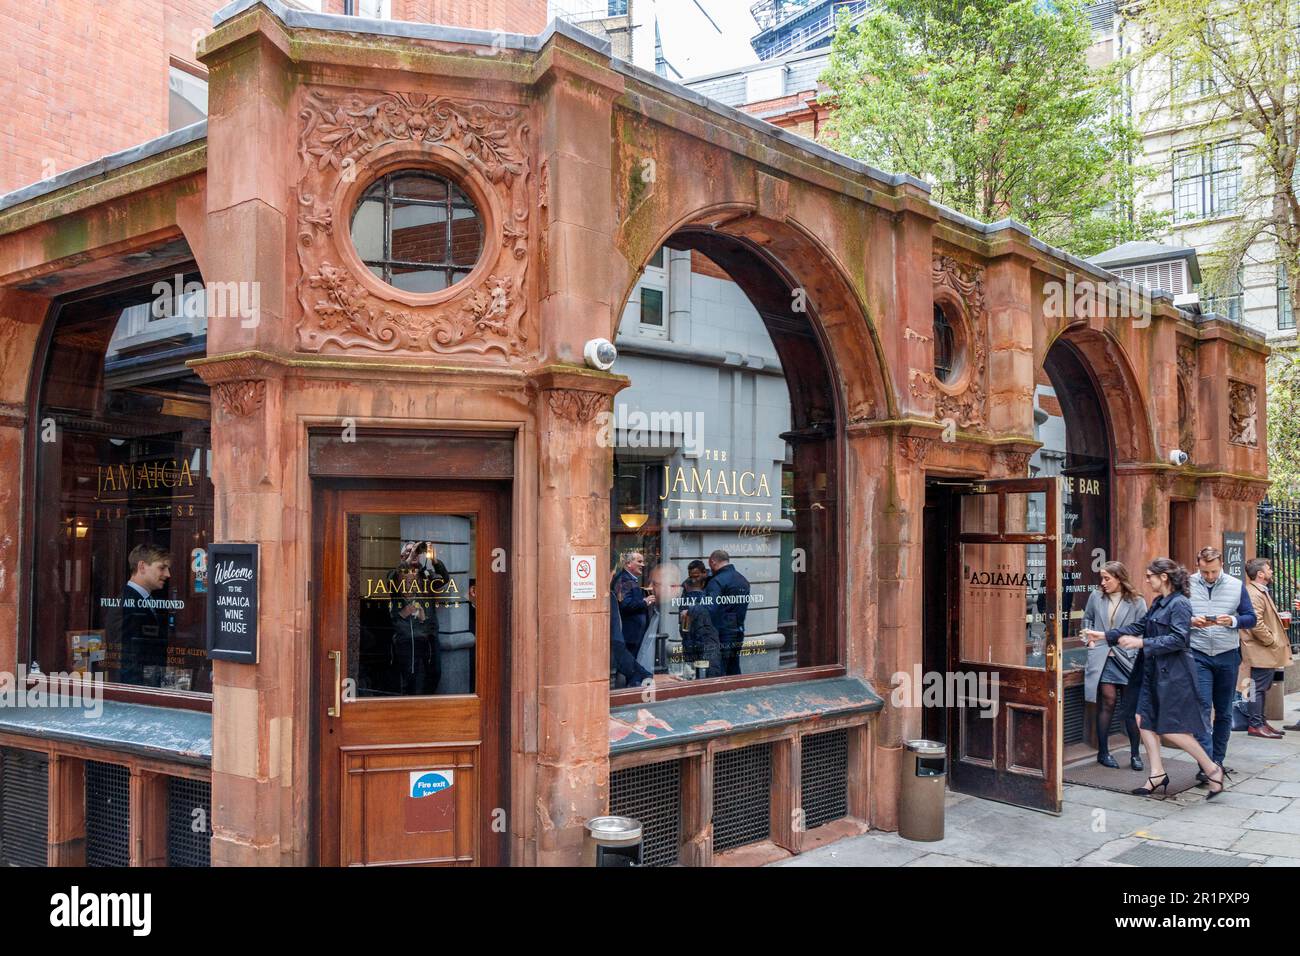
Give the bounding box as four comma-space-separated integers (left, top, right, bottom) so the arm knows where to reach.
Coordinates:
681, 603, 723, 679
613, 551, 654, 659
702, 550, 751, 676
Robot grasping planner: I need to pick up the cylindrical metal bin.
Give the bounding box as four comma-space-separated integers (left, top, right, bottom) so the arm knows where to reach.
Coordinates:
582, 815, 644, 867
899, 739, 946, 842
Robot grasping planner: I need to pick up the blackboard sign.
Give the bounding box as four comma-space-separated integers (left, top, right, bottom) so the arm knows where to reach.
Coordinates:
1223, 531, 1246, 580
206, 543, 258, 664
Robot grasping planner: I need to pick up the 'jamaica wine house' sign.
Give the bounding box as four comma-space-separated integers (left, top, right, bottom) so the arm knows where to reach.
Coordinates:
206, 543, 258, 664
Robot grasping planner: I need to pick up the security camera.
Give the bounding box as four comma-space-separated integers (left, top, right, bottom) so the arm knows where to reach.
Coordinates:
1169, 449, 1189, 467
584, 338, 617, 371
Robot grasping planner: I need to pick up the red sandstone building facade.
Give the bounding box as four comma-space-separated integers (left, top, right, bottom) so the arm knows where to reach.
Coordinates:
0, 1, 1271, 866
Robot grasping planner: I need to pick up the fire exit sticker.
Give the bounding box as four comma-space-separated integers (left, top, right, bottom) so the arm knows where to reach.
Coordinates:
409, 770, 453, 798
406, 770, 455, 833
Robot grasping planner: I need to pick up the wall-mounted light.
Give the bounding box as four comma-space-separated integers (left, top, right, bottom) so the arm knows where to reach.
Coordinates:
620, 513, 649, 531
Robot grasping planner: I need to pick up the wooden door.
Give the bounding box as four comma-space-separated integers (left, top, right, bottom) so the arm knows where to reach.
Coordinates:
946, 477, 1063, 813
315, 482, 508, 865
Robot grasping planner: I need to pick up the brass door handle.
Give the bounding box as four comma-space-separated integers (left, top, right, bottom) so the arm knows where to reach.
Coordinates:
328, 649, 342, 717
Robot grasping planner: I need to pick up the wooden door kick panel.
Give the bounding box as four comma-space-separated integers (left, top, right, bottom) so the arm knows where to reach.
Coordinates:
340, 746, 479, 866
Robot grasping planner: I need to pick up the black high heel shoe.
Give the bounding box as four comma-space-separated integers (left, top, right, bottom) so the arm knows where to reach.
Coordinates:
1204, 764, 1226, 800
1132, 773, 1169, 796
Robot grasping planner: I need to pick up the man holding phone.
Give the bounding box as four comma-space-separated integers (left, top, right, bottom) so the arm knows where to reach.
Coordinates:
1188, 547, 1257, 778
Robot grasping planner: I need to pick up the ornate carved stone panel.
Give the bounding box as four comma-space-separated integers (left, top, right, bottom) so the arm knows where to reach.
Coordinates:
1228, 380, 1258, 447
295, 88, 531, 357
929, 255, 989, 430
1176, 342, 1196, 453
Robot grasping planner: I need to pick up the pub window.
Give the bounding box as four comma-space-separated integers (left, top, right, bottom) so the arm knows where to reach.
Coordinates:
31, 273, 214, 695
608, 236, 840, 692
350, 170, 483, 294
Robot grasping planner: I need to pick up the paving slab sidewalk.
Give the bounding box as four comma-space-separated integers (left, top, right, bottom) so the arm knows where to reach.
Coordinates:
774, 692, 1300, 867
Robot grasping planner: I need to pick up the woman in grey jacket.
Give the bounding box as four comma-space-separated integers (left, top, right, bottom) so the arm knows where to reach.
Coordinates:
1081, 561, 1146, 770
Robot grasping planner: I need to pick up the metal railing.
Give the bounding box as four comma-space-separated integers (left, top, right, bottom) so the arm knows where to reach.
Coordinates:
753, 0, 868, 60
1257, 498, 1300, 651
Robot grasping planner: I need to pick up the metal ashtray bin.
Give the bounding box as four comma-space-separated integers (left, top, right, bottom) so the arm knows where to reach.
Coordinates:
583, 815, 644, 867
899, 739, 946, 842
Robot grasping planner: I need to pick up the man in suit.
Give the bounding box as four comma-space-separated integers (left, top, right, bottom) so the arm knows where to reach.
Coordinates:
702, 549, 751, 676
116, 543, 171, 686
1240, 558, 1292, 738
612, 551, 654, 661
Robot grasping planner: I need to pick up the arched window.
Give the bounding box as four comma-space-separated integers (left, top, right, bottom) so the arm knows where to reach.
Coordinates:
607, 235, 840, 693
30, 271, 214, 695
350, 170, 483, 293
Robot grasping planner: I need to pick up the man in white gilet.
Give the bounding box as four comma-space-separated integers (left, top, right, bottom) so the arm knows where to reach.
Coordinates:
1188, 547, 1257, 776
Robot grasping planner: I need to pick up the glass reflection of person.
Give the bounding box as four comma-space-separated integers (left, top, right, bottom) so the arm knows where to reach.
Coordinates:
702, 550, 750, 676
613, 551, 655, 661
389, 568, 437, 696
388, 540, 448, 696
679, 560, 708, 637
117, 543, 171, 687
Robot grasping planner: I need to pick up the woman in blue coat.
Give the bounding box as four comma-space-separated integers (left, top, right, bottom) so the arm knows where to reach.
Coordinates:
1083, 558, 1226, 799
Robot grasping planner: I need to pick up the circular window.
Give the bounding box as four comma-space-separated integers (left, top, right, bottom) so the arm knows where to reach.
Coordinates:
350, 170, 484, 294
933, 303, 958, 384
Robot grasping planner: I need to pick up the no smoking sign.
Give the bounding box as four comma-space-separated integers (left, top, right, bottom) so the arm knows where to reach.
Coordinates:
570, 554, 597, 600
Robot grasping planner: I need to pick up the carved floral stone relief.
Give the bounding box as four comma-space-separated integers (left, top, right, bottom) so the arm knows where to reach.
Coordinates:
295, 88, 531, 357
928, 255, 989, 430
547, 389, 609, 424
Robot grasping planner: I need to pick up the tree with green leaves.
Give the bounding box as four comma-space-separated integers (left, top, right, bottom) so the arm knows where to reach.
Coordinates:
818, 0, 1165, 257
1267, 349, 1300, 497
1115, 0, 1300, 489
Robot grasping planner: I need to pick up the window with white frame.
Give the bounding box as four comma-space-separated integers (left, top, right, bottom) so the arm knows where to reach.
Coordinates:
167, 66, 208, 131
355, 0, 391, 18
633, 246, 669, 337
1171, 55, 1217, 100
1173, 140, 1240, 222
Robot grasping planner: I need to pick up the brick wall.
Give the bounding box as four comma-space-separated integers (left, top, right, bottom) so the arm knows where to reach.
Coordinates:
0, 0, 213, 194
315, 0, 546, 33
0, 0, 548, 195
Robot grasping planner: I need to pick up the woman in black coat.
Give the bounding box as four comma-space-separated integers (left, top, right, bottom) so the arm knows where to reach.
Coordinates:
1083, 557, 1226, 799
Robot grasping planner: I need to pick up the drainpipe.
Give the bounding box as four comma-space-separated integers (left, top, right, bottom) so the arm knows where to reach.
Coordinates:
668, 247, 692, 347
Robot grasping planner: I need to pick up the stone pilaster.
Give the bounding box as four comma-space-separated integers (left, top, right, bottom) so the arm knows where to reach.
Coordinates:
528, 365, 625, 865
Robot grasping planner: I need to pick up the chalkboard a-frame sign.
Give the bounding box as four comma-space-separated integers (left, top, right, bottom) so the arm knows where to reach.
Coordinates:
206, 543, 259, 664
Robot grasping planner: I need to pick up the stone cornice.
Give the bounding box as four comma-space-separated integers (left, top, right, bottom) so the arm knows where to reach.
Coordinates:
187, 349, 529, 385
0, 147, 206, 240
